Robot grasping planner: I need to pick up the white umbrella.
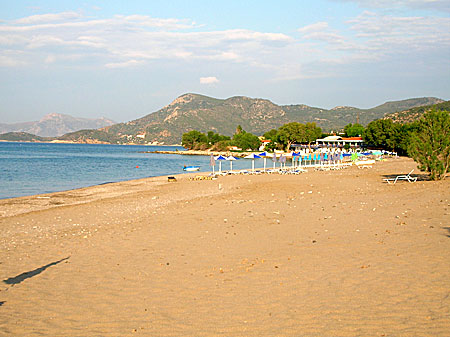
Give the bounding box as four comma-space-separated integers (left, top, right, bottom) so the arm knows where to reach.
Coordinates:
226, 155, 238, 172
244, 153, 261, 171
214, 155, 227, 173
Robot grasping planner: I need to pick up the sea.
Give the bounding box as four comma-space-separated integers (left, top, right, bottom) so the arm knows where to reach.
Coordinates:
0, 142, 256, 199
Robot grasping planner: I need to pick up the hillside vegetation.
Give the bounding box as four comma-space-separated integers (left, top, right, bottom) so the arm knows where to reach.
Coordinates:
0, 95, 444, 145
100, 94, 443, 144
383, 100, 450, 124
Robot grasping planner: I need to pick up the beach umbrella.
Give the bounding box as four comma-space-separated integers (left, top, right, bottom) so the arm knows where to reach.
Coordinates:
272, 152, 277, 169
279, 153, 286, 169
210, 154, 215, 174
258, 152, 269, 171
226, 155, 238, 171
214, 155, 227, 173
372, 150, 383, 156
244, 153, 261, 171
292, 152, 300, 168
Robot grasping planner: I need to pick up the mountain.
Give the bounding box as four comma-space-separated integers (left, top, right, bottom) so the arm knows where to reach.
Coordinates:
1, 95, 443, 144
0, 132, 50, 142
383, 100, 450, 124
98, 94, 444, 144
0, 113, 116, 137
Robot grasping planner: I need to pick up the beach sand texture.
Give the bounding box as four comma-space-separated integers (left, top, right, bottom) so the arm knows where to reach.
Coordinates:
1, 157, 449, 336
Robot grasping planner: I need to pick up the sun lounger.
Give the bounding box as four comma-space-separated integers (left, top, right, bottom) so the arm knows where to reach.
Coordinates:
355, 159, 375, 169
383, 169, 417, 184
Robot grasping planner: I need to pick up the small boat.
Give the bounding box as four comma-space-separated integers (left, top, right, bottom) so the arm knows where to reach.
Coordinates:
183, 165, 200, 172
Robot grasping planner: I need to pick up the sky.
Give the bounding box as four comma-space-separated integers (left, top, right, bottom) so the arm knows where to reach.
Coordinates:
1, 0, 449, 124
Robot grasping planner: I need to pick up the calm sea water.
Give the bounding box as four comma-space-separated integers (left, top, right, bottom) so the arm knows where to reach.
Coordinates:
0, 142, 256, 199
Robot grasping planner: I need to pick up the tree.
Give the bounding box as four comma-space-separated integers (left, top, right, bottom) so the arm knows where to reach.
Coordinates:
232, 131, 261, 151
344, 123, 364, 137
304, 122, 322, 145
207, 131, 230, 145
408, 109, 450, 180
263, 129, 278, 141
363, 119, 400, 151
211, 140, 232, 152
181, 130, 207, 149
277, 122, 304, 152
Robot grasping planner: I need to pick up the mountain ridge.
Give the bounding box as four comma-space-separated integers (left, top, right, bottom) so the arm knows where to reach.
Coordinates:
96, 94, 444, 144
0, 113, 116, 137
0, 95, 445, 144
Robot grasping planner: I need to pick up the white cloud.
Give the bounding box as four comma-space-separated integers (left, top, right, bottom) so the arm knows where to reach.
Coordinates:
1, 9, 448, 87
105, 59, 144, 68
348, 11, 450, 51
45, 54, 56, 64
0, 54, 26, 67
15, 11, 82, 24
200, 76, 219, 84
333, 0, 450, 12
298, 22, 329, 34
0, 12, 293, 70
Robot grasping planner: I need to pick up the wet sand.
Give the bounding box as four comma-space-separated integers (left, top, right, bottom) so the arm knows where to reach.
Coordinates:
0, 157, 449, 336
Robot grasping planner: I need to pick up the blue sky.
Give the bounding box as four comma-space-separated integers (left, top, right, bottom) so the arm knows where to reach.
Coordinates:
1, 0, 449, 123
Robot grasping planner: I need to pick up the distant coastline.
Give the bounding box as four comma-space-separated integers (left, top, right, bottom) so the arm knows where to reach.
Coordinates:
0, 139, 182, 146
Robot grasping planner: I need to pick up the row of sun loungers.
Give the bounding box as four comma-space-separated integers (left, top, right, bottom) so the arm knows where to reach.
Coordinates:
207, 160, 358, 177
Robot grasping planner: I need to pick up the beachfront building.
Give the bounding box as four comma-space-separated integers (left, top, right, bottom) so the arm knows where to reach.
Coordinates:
259, 139, 271, 151
314, 136, 364, 148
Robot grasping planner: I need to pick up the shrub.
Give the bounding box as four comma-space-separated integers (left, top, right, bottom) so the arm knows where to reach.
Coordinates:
408, 109, 450, 180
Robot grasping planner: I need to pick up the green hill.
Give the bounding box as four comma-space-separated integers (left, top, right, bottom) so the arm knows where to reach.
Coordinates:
57, 129, 121, 144
99, 94, 443, 144
3, 94, 443, 145
383, 100, 450, 124
0, 132, 51, 142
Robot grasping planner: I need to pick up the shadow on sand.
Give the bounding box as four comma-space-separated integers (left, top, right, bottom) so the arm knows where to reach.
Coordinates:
0, 301, 4, 306
443, 227, 450, 238
3, 257, 70, 286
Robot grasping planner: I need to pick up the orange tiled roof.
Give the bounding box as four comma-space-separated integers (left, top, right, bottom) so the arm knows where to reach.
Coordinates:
342, 137, 363, 140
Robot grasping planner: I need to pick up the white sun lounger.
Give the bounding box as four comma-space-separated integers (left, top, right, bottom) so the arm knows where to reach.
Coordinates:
383, 169, 417, 184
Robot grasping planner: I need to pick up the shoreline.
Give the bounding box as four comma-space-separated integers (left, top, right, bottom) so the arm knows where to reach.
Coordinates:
0, 139, 183, 146
1, 157, 449, 336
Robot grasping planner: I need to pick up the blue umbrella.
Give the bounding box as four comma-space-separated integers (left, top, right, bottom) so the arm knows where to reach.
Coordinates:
214, 155, 227, 173
258, 152, 269, 171
292, 152, 300, 168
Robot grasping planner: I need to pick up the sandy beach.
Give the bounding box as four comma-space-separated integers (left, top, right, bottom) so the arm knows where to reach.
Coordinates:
0, 157, 449, 336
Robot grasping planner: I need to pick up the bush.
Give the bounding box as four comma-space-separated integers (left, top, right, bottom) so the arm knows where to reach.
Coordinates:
408, 109, 450, 180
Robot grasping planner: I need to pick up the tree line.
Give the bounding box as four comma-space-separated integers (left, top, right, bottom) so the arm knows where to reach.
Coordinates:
182, 122, 323, 152
181, 108, 450, 180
